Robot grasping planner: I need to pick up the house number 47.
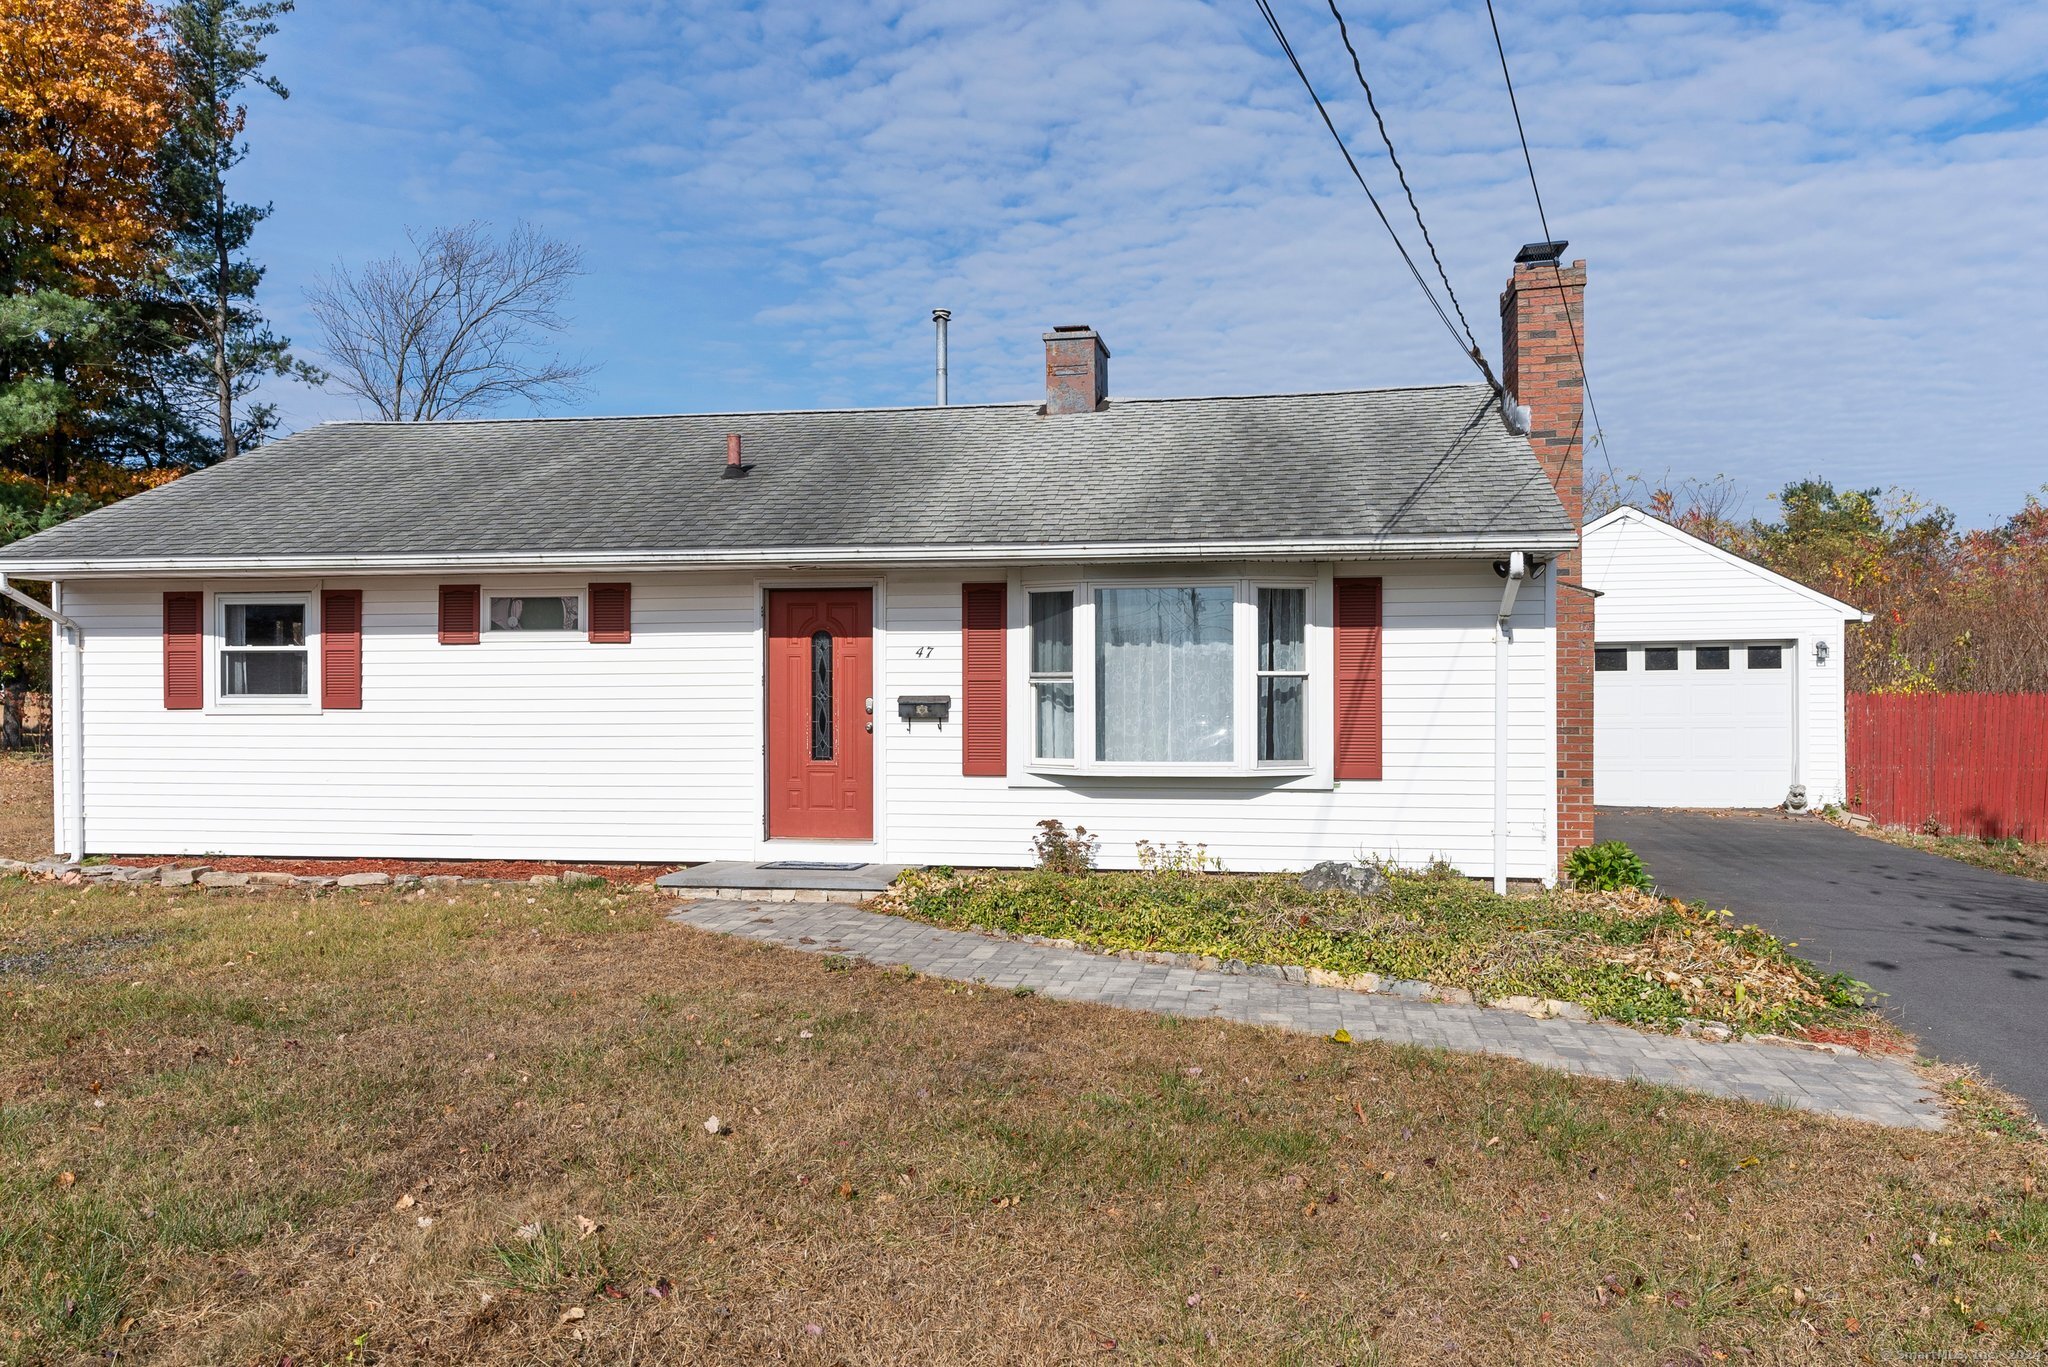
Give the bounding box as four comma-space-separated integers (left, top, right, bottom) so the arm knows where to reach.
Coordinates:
915, 645, 936, 658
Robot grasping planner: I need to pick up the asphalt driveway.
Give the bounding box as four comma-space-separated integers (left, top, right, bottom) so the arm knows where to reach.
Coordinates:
1598, 808, 2048, 1118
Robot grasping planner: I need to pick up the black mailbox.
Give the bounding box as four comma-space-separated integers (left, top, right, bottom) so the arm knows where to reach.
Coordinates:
898, 694, 952, 723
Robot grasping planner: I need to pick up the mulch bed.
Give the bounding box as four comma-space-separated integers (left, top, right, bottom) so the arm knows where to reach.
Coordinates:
104, 855, 690, 885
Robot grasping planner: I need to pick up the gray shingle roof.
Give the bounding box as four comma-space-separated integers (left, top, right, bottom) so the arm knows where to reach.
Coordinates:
0, 384, 1572, 572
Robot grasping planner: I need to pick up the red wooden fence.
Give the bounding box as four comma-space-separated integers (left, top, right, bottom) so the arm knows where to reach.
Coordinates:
1846, 693, 2048, 840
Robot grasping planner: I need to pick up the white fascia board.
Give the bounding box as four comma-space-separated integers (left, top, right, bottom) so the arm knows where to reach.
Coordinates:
1585, 506, 1870, 622
0, 531, 1580, 579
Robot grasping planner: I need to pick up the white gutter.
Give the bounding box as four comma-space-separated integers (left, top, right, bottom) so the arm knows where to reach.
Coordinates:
1493, 552, 1528, 895
0, 531, 1581, 580
0, 574, 83, 862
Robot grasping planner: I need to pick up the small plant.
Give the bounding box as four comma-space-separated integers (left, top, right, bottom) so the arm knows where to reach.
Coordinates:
1134, 839, 1223, 875
1919, 815, 1945, 837
1032, 819, 1098, 874
1564, 840, 1653, 893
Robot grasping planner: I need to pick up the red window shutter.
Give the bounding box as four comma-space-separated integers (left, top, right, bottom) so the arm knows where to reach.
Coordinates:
588, 582, 631, 643
961, 583, 1007, 777
322, 589, 363, 709
163, 591, 203, 710
438, 584, 480, 644
1333, 577, 1383, 780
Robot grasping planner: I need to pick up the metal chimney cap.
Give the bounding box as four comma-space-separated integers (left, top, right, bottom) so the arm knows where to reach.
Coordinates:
1514, 240, 1569, 264
932, 308, 951, 321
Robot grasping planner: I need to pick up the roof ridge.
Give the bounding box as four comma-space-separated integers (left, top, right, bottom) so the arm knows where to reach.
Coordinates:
304, 381, 1496, 429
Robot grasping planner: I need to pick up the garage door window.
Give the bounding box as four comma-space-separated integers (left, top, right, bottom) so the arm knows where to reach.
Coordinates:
1695, 646, 1729, 670
1594, 648, 1627, 672
1645, 648, 1678, 671
1747, 645, 1783, 669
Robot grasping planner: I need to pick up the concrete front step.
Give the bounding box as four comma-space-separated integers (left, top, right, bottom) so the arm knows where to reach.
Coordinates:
655, 860, 910, 901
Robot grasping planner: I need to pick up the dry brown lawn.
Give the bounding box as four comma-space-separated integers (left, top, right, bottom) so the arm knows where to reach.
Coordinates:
1, 871, 2044, 1366
0, 756, 52, 862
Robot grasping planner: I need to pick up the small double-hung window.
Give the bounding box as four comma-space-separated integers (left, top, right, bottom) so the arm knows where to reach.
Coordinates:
1256, 588, 1308, 763
219, 597, 310, 698
1028, 591, 1075, 761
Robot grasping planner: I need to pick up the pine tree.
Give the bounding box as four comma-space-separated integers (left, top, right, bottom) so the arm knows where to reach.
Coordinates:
155, 0, 312, 463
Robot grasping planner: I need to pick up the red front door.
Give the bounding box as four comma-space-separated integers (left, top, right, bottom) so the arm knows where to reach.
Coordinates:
766, 588, 874, 840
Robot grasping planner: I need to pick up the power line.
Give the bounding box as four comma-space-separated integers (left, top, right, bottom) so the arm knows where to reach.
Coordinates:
1323, 0, 1481, 358
1482, 0, 1619, 491
1252, 0, 1501, 392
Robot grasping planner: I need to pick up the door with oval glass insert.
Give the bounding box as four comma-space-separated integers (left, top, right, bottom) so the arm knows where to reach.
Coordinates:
766, 589, 873, 839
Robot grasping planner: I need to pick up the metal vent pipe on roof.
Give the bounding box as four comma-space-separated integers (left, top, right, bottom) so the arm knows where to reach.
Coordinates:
932, 309, 950, 405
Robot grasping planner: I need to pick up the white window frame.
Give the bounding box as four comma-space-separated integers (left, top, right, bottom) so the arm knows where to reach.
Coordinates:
1253, 584, 1311, 768
481, 586, 587, 639
1012, 572, 1323, 779
1026, 585, 1079, 766
212, 590, 316, 711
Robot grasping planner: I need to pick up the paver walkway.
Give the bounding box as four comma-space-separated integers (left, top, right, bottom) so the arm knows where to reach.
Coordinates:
671, 899, 1946, 1131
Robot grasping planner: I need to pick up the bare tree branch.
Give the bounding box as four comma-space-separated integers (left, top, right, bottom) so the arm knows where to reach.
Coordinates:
303, 222, 597, 421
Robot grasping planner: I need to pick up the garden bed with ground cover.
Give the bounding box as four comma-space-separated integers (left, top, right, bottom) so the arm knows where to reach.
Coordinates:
880, 866, 1881, 1038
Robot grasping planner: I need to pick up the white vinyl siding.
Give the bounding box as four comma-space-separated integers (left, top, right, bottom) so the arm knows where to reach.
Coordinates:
54, 558, 1557, 878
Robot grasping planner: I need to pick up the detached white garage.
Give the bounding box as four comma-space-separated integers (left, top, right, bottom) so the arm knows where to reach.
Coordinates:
1582, 508, 1868, 810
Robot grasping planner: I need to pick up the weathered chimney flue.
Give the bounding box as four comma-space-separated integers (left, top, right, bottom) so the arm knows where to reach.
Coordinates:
932, 309, 951, 406
723, 432, 745, 478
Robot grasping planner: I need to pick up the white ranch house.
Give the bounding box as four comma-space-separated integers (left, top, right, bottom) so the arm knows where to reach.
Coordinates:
1, 249, 1600, 885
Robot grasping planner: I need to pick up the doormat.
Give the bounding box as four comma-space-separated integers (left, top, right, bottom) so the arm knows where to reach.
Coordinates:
759, 860, 869, 872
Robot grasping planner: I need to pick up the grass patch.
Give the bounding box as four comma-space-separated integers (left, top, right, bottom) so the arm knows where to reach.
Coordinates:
1840, 820, 2048, 884
881, 866, 1873, 1034
0, 754, 51, 862
0, 873, 2041, 1361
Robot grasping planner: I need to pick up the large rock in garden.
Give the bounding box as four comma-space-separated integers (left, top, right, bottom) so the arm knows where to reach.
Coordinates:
1299, 861, 1388, 898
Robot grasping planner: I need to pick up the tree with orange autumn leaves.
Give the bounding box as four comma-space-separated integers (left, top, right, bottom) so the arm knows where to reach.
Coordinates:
0, 0, 174, 293
2, 0, 309, 710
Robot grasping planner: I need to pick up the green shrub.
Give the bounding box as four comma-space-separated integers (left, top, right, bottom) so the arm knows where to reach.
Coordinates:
1563, 840, 1653, 893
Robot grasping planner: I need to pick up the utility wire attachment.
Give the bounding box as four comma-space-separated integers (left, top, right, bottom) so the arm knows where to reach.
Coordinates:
1253, 0, 1502, 395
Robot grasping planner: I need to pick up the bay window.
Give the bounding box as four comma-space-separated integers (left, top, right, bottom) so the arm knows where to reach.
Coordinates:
1020, 576, 1320, 775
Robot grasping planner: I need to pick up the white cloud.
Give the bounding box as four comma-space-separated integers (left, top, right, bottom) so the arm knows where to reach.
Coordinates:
243, 0, 2048, 524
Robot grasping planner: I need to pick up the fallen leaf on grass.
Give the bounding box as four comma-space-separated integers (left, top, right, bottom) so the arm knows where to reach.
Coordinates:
56, 1171, 75, 1188
392, 1193, 415, 1212
576, 1215, 600, 1240
557, 1306, 585, 1326
1330, 1028, 1352, 1044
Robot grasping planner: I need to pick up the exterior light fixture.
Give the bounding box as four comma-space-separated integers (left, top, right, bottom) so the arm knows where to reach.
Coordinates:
1814, 640, 1830, 666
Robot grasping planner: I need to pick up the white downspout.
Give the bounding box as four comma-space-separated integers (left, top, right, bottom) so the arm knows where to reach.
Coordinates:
1494, 552, 1527, 895
0, 574, 84, 862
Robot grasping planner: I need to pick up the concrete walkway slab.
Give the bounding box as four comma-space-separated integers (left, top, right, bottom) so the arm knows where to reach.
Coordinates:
670, 899, 1946, 1131
656, 861, 910, 898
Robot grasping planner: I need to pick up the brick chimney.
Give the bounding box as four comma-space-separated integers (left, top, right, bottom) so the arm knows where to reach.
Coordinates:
1500, 241, 1593, 868
1043, 325, 1109, 414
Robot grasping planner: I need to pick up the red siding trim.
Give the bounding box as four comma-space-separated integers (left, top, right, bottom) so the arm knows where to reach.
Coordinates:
588, 582, 632, 643
438, 584, 480, 644
1333, 577, 1383, 781
321, 589, 363, 709
961, 583, 1007, 776
163, 591, 204, 709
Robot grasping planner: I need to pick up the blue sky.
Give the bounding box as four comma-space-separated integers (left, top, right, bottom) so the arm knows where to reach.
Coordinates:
242, 0, 2048, 527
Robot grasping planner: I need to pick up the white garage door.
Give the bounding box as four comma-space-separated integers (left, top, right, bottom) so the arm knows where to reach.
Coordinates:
1594, 642, 1795, 808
